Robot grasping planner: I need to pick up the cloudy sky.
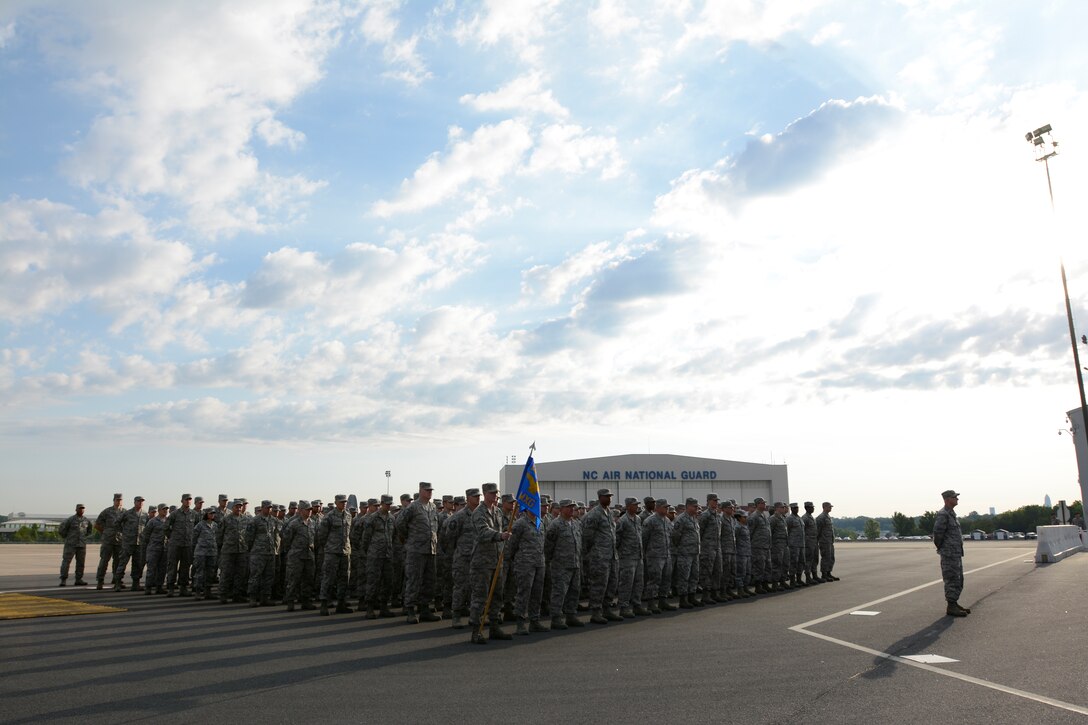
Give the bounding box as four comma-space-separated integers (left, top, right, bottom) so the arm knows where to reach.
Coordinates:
3, 0, 1088, 517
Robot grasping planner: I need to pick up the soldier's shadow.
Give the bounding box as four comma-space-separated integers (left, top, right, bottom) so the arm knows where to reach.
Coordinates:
860, 615, 955, 680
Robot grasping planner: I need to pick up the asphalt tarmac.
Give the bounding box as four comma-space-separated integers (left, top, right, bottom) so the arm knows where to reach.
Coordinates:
1, 541, 1085, 724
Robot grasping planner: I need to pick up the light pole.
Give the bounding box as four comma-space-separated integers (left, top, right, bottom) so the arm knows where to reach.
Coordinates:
1029, 124, 1088, 522
385, 470, 391, 497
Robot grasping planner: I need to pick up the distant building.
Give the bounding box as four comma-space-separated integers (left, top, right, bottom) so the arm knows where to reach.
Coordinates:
989, 507, 996, 516
1045, 494, 1052, 508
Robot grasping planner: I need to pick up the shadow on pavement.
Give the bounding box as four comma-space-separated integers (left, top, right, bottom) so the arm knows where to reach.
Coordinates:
860, 615, 955, 680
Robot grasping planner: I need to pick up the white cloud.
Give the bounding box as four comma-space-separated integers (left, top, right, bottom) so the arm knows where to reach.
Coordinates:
356, 0, 431, 86
680, 0, 828, 48
0, 21, 15, 48
521, 238, 648, 306
460, 71, 569, 118
810, 21, 843, 45
524, 123, 625, 179
371, 120, 534, 217
588, 0, 641, 38
46, 0, 342, 237
454, 0, 564, 63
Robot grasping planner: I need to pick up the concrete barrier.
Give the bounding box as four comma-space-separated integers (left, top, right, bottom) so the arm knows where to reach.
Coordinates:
1035, 525, 1084, 563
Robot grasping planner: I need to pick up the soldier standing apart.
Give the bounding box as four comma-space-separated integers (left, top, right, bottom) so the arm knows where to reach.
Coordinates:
748, 498, 772, 593
115, 496, 148, 591
544, 499, 585, 630
933, 490, 970, 617
445, 488, 480, 628
468, 482, 513, 644
246, 500, 278, 606
815, 501, 839, 581
641, 498, 676, 613
698, 494, 723, 603
141, 504, 170, 594
615, 497, 649, 617
672, 498, 702, 607
786, 503, 807, 588
508, 507, 548, 634
282, 499, 318, 612
192, 508, 218, 599
719, 500, 738, 600
94, 493, 126, 590
164, 494, 198, 597
217, 500, 247, 603
318, 494, 354, 615
362, 495, 397, 619
734, 508, 753, 596
59, 504, 92, 586
801, 502, 821, 586
581, 488, 621, 624
396, 482, 441, 624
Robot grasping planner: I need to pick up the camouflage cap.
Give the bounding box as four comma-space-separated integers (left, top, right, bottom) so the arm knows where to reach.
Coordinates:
218, 494, 229, 501
311, 500, 322, 507
368, 497, 379, 506
419, 481, 434, 491
596, 488, 613, 498
559, 499, 575, 508
706, 493, 718, 501
442, 494, 454, 502
453, 495, 466, 505
334, 494, 348, 503
379, 495, 393, 504
501, 493, 514, 503
753, 497, 766, 505
113, 493, 123, 500
466, 488, 481, 498
194, 496, 204, 503
134, 496, 145, 502
804, 501, 814, 507
158, 503, 169, 510
685, 497, 698, 506
624, 497, 638, 505
260, 499, 272, 508
655, 498, 668, 507
481, 482, 498, 494
297, 499, 310, 509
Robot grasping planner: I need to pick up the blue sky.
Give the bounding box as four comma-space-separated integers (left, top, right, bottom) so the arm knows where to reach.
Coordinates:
3, 0, 1088, 517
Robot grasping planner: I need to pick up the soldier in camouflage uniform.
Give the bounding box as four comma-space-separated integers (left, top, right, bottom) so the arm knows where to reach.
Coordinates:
436, 494, 456, 618
217, 500, 248, 603
468, 483, 513, 644
246, 500, 278, 606
396, 482, 441, 624
802, 501, 821, 586
769, 502, 790, 591
499, 493, 518, 622
748, 497, 772, 593
508, 507, 548, 634
615, 497, 649, 617
318, 494, 353, 615
192, 508, 218, 599
639, 496, 656, 522
581, 488, 621, 624
698, 494, 723, 603
815, 501, 838, 582
641, 498, 676, 613
671, 498, 702, 607
94, 493, 126, 590
390, 493, 411, 607
719, 500, 738, 599
348, 502, 368, 607
362, 495, 396, 618
786, 503, 807, 588
281, 500, 317, 612
309, 500, 325, 597
933, 490, 969, 617
544, 499, 584, 630
444, 488, 480, 628
734, 508, 753, 595
115, 496, 148, 591
164, 494, 198, 597
58, 504, 92, 586
141, 504, 170, 594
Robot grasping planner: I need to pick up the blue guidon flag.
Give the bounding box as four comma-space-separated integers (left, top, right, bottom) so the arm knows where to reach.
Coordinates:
516, 442, 541, 529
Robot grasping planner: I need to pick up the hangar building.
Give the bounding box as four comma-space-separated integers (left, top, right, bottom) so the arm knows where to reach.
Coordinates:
498, 453, 788, 507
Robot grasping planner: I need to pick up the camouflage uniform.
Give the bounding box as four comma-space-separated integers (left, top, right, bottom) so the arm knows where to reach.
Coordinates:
192, 518, 218, 597
698, 506, 722, 600
770, 510, 789, 586
720, 512, 737, 595
140, 513, 168, 593
348, 513, 367, 602
116, 505, 148, 589
246, 512, 278, 604
815, 510, 836, 577
58, 512, 91, 583
580, 501, 619, 620
786, 509, 806, 585
217, 509, 248, 602
444, 505, 476, 618
748, 508, 772, 588
614, 511, 645, 615
94, 503, 125, 587
436, 504, 455, 616
362, 508, 395, 616
933, 507, 964, 603
671, 509, 701, 603
163, 505, 198, 594
641, 510, 673, 609
281, 513, 316, 609
802, 508, 819, 580
396, 495, 440, 620
508, 513, 546, 627
734, 516, 752, 590
318, 506, 353, 608
468, 500, 508, 637
544, 515, 582, 621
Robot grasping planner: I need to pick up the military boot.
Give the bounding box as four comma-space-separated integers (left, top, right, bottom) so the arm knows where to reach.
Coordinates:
649, 601, 662, 614
320, 600, 330, 616
379, 607, 395, 618
132, 579, 143, 592
679, 595, 693, 609
365, 608, 377, 619
286, 601, 296, 612
946, 601, 967, 617
74, 579, 88, 586
405, 607, 420, 624
301, 601, 318, 611
691, 594, 705, 607
620, 608, 636, 619
166, 588, 175, 598
633, 604, 653, 616
248, 600, 260, 608
589, 609, 608, 624
659, 597, 677, 611
146, 587, 155, 596
529, 619, 549, 632
113, 582, 123, 592
96, 580, 104, 590
565, 614, 585, 627
550, 616, 568, 630
490, 624, 513, 640
955, 601, 971, 614
335, 600, 353, 614
451, 614, 465, 629
58, 579, 66, 587
419, 606, 440, 622
179, 587, 192, 597
606, 608, 624, 621
470, 629, 487, 645
516, 618, 530, 636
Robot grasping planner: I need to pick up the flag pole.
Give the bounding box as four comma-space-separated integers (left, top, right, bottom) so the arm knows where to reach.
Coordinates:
477, 441, 535, 638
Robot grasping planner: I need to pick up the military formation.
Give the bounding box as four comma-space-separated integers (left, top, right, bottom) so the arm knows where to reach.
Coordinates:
58, 485, 842, 643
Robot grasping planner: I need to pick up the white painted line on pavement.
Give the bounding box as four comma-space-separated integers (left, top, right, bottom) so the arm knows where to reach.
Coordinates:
790, 552, 1088, 717
850, 610, 880, 616
902, 654, 958, 664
